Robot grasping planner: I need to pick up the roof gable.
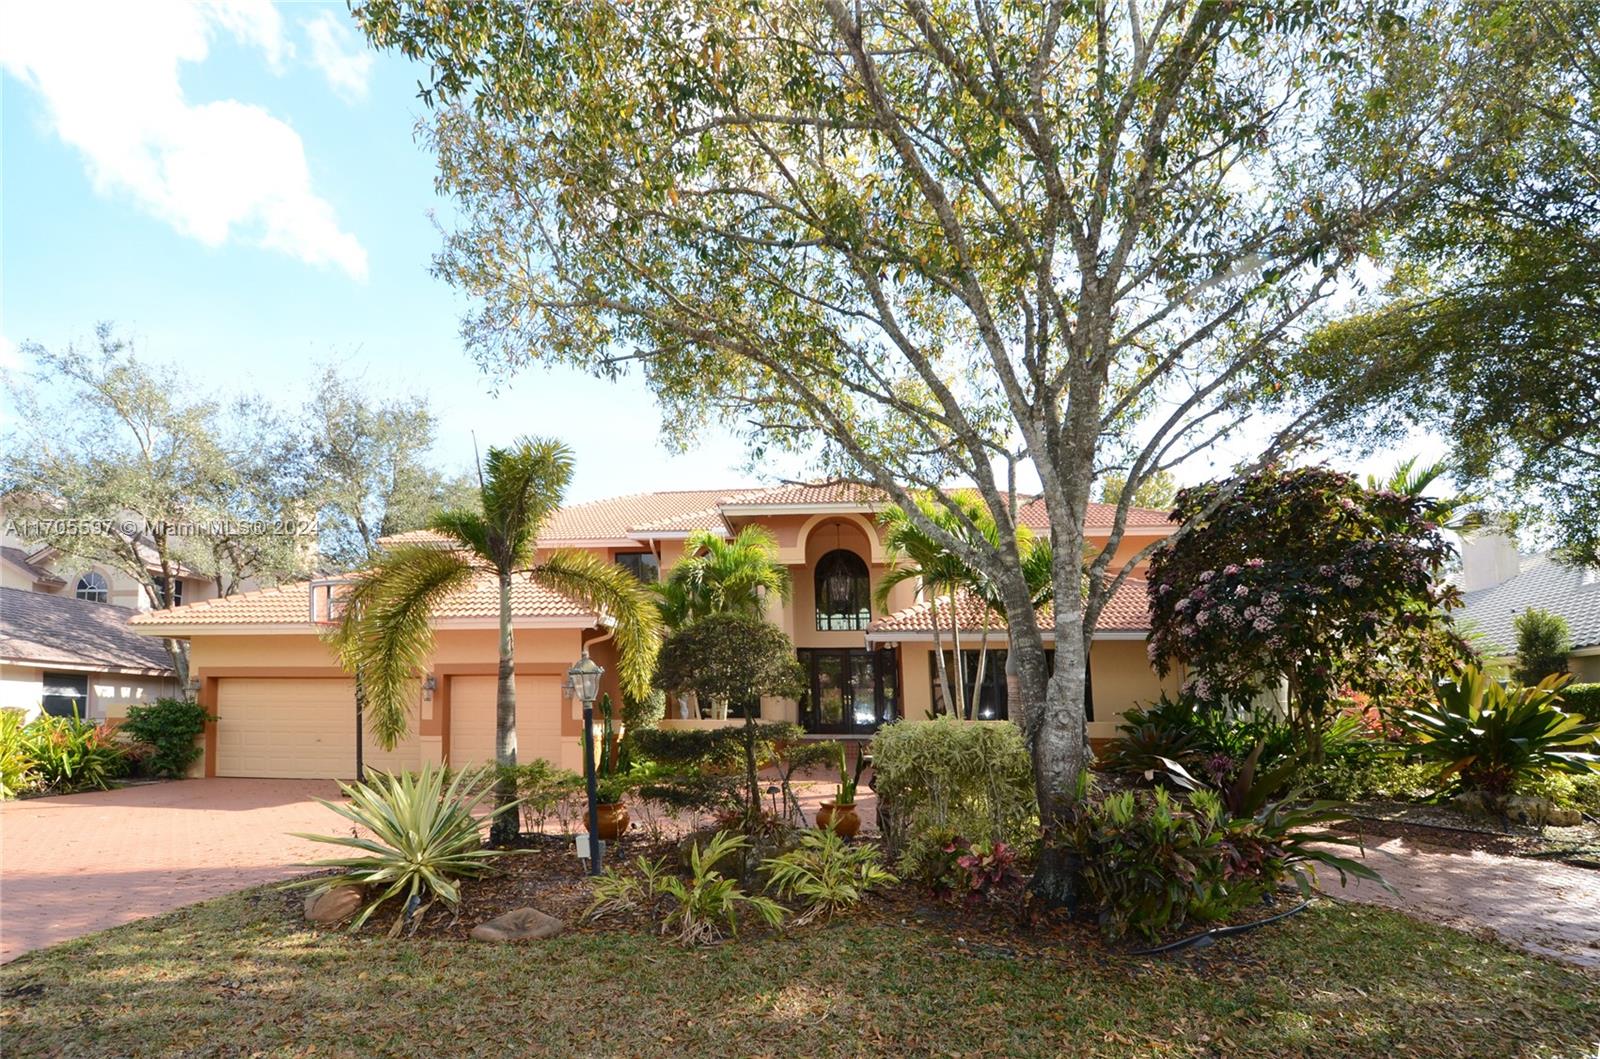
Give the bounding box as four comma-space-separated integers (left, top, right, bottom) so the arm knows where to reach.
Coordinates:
1458, 554, 1600, 652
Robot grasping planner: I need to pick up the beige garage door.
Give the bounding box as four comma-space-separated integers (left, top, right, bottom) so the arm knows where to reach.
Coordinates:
214, 677, 421, 779
449, 674, 572, 771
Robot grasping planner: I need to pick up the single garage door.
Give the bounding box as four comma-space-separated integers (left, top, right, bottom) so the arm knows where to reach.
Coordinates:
214, 677, 421, 779
449, 674, 573, 771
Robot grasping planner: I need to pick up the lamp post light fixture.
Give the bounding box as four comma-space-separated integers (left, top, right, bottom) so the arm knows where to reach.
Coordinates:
568, 648, 605, 874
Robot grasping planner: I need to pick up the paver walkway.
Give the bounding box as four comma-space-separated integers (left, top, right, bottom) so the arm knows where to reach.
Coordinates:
0, 779, 340, 962
1320, 833, 1600, 968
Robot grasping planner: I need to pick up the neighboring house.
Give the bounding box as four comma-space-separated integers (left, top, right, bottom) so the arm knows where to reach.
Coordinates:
0, 529, 226, 613
0, 587, 180, 720
128, 484, 1179, 779
1457, 531, 1600, 682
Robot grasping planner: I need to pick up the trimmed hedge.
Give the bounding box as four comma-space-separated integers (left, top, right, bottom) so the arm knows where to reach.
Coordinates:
1560, 683, 1600, 723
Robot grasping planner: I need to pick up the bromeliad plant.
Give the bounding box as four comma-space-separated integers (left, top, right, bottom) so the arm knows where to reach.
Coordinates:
291, 764, 515, 936
1396, 665, 1600, 813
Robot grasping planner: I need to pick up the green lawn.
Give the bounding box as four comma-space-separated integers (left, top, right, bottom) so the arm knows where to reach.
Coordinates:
2, 890, 1596, 1058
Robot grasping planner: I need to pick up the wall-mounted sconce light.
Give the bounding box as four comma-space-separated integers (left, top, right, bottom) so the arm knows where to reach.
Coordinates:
422, 674, 437, 701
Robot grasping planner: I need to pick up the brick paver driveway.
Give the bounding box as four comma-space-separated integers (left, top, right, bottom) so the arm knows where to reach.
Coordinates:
0, 779, 342, 963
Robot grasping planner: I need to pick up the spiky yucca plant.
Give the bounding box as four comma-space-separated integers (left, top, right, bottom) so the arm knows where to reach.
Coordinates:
291, 764, 513, 936
329, 437, 661, 844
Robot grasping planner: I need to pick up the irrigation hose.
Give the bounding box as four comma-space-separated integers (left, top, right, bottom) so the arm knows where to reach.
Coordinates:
1125, 899, 1312, 956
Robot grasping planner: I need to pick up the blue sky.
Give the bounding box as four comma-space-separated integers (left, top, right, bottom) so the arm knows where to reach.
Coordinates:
1, 1, 1441, 506
0, 0, 756, 502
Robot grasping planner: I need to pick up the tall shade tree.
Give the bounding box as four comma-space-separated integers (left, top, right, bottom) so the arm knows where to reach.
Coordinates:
330, 437, 661, 844
354, 0, 1509, 902
300, 368, 479, 569
3, 325, 310, 686
1298, 0, 1599, 564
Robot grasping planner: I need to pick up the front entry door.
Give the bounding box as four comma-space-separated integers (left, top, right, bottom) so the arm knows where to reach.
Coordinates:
799, 648, 898, 734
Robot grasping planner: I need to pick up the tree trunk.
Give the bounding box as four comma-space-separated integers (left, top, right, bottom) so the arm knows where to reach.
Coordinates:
948, 586, 967, 720
929, 595, 952, 717
490, 568, 519, 846
971, 619, 991, 719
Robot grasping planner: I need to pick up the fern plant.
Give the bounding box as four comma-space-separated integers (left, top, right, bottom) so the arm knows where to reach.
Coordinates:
763, 827, 897, 924
659, 831, 785, 944
291, 764, 515, 936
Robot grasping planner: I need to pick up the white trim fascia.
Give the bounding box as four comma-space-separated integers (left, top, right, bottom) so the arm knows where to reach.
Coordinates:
537, 537, 643, 549
864, 628, 1148, 644
1570, 644, 1600, 656
628, 529, 731, 541
130, 614, 604, 637
719, 502, 885, 516
0, 658, 174, 677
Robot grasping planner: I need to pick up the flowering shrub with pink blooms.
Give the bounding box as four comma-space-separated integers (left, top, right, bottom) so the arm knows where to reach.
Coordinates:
1146, 466, 1472, 753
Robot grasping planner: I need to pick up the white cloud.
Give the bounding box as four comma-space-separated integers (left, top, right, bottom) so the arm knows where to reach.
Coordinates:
0, 0, 368, 280
304, 10, 373, 103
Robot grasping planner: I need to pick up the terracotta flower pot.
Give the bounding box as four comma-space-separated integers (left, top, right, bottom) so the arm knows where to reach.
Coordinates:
595, 802, 630, 841
815, 801, 860, 839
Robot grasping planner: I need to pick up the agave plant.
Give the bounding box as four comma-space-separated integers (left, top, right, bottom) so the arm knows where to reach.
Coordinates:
1397, 665, 1600, 811
291, 764, 515, 936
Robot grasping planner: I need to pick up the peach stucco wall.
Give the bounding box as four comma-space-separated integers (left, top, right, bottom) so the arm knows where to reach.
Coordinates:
895, 636, 1176, 741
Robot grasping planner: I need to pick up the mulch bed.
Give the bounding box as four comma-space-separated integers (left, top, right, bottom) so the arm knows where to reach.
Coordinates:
300, 827, 1310, 960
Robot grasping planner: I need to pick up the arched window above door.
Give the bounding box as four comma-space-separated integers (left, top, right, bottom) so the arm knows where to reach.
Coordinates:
815, 549, 870, 631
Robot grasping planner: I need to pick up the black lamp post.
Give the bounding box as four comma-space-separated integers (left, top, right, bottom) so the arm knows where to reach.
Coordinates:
568, 649, 605, 875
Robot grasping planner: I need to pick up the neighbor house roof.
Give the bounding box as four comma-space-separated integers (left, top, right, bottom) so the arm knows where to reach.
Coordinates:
1, 546, 65, 586
125, 570, 603, 635
1458, 555, 1600, 654
0, 587, 174, 674
865, 578, 1152, 640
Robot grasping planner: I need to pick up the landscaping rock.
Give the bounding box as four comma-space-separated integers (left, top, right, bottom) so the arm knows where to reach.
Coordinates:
1453, 792, 1583, 828
303, 886, 364, 926
470, 907, 565, 943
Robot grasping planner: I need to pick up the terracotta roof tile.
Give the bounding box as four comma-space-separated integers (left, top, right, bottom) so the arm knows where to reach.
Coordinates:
720, 481, 887, 507
1018, 497, 1173, 532
544, 489, 745, 541
375, 486, 1173, 551
128, 571, 599, 630
628, 506, 731, 536
866, 579, 1151, 638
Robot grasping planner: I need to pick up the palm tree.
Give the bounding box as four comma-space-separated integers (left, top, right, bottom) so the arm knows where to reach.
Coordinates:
654, 525, 791, 718
657, 526, 792, 623
330, 437, 661, 845
876, 496, 993, 719
1368, 456, 1486, 536
966, 528, 1055, 719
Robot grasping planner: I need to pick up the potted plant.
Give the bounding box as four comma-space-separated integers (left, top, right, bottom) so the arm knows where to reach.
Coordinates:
815, 743, 866, 839
592, 693, 631, 840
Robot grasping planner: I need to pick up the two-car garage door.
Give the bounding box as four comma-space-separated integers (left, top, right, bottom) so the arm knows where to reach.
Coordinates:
444, 674, 573, 772
212, 674, 571, 779
214, 677, 419, 779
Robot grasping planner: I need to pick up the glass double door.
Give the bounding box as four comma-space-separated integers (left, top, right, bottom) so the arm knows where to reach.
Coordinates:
799, 647, 899, 734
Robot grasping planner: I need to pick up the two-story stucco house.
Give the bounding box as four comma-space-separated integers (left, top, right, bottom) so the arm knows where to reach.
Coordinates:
126, 484, 1178, 779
